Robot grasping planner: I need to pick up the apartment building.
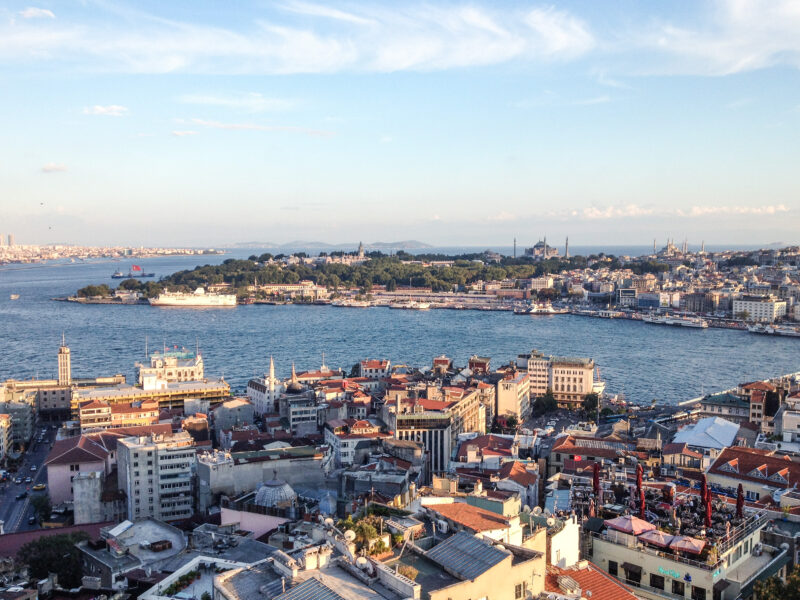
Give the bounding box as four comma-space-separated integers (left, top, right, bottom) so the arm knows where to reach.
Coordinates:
549, 356, 595, 408
733, 295, 787, 322
496, 371, 530, 420
117, 431, 195, 521
0, 413, 10, 463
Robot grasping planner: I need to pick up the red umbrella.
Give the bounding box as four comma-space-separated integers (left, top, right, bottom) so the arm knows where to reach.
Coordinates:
604, 515, 656, 535
700, 473, 708, 505
670, 535, 706, 554
736, 484, 744, 519
636, 464, 643, 495
639, 485, 646, 520
704, 489, 712, 529
593, 462, 601, 498
638, 529, 674, 548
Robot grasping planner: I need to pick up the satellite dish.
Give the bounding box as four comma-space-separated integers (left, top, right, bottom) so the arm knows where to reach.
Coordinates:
532, 506, 543, 516
317, 515, 325, 523
544, 508, 552, 517
344, 530, 356, 542
356, 557, 368, 569
547, 517, 555, 527
523, 505, 531, 513
324, 518, 334, 527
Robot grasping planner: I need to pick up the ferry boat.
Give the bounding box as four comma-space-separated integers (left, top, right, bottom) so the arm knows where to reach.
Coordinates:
332, 299, 371, 308
148, 288, 237, 307
9, 294, 19, 300
643, 314, 708, 328
748, 324, 800, 337
389, 301, 431, 310
529, 303, 569, 315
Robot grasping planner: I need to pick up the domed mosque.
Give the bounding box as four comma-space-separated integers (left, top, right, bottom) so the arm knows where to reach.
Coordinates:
254, 470, 297, 508
285, 362, 305, 395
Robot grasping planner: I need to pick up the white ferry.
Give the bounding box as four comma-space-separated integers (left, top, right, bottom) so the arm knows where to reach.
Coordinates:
529, 303, 569, 315
642, 313, 708, 328
148, 287, 237, 307
748, 324, 800, 337
389, 301, 431, 310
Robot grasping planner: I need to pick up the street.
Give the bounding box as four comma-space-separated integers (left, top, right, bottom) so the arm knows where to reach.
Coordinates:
0, 425, 55, 534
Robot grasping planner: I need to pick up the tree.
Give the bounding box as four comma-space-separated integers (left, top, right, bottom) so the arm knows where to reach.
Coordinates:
755, 568, 800, 600
31, 494, 51, 521
736, 310, 751, 322
354, 521, 378, 545
533, 389, 558, 415
506, 416, 518, 430
582, 393, 600, 421
17, 531, 90, 588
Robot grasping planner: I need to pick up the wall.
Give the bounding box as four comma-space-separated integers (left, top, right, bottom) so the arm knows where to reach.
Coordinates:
219, 507, 288, 538
73, 470, 103, 524
47, 459, 105, 504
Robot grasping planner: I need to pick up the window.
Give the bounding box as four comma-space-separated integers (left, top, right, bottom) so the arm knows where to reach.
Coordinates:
672, 581, 685, 596
608, 561, 618, 576
691, 585, 706, 600
650, 574, 665, 590
515, 584, 523, 599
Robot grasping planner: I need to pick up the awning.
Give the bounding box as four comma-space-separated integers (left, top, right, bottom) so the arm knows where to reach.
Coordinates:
621, 562, 642, 574
714, 580, 731, 591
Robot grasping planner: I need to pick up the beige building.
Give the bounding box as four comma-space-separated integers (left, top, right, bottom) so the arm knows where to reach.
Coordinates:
0, 413, 10, 463
496, 371, 531, 419
733, 295, 787, 322
515, 350, 596, 408
135, 349, 204, 385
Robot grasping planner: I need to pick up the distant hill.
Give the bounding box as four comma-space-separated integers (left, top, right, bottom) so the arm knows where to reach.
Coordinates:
222, 240, 432, 250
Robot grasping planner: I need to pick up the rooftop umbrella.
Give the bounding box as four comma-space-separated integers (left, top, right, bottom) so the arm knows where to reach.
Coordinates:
704, 489, 712, 529
604, 514, 656, 535
638, 529, 675, 548
736, 484, 744, 519
670, 535, 706, 555
640, 485, 646, 520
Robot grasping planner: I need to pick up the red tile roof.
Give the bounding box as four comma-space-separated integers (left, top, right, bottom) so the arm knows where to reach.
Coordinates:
545, 562, 638, 600
708, 447, 798, 489
662, 442, 703, 459
456, 434, 513, 460
45, 436, 108, 466
498, 461, 538, 487
428, 503, 512, 532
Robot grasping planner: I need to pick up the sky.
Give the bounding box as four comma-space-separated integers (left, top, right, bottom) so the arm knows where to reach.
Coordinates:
0, 0, 798, 248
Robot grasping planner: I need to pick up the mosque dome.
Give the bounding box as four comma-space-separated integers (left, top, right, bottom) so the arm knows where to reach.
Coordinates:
254, 476, 297, 507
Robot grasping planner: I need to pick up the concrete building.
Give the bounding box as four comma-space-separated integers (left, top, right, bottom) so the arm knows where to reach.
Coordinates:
117, 431, 195, 521
58, 337, 71, 385
549, 356, 595, 408
0, 400, 33, 448
213, 398, 255, 438
135, 349, 204, 385
733, 295, 787, 322
324, 419, 390, 467
196, 446, 327, 513
359, 359, 391, 379
496, 371, 530, 420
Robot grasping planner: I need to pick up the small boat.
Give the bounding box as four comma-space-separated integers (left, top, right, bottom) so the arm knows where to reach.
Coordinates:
111, 265, 155, 279
9, 294, 20, 300
389, 301, 430, 310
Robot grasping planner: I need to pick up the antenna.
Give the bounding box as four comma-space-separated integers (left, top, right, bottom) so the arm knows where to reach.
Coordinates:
61, 331, 65, 347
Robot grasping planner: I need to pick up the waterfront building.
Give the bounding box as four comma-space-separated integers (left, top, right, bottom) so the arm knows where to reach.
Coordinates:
699, 391, 751, 424
117, 431, 195, 521
58, 336, 71, 385
527, 275, 555, 291
135, 349, 204, 385
733, 295, 787, 322
246, 356, 284, 415
69, 377, 230, 416
549, 356, 596, 408
467, 355, 491, 375
516, 350, 550, 398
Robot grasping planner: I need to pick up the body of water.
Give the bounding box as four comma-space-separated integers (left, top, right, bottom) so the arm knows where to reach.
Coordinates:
0, 251, 797, 403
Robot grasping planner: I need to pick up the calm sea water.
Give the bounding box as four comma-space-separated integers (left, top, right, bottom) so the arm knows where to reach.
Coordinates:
0, 249, 797, 403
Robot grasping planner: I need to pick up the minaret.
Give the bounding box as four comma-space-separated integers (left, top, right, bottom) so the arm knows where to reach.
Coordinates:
653, 239, 656, 253
357, 241, 365, 259
291, 362, 297, 383
565, 236, 569, 259
58, 333, 71, 386
701, 240, 705, 254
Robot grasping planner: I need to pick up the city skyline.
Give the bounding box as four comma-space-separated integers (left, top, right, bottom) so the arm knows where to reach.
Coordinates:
1, 0, 799, 246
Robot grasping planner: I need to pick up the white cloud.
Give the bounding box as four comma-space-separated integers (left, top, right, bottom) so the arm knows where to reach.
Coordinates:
19, 7, 55, 19
488, 211, 516, 222
0, 3, 595, 74
680, 205, 790, 217
190, 118, 333, 137
83, 104, 128, 116
41, 162, 66, 172
171, 130, 198, 137
177, 93, 293, 112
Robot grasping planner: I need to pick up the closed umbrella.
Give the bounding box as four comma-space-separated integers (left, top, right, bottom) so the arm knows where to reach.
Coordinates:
736, 484, 744, 519
593, 462, 601, 498
700, 473, 708, 505
636, 463, 643, 495
640, 486, 646, 520
704, 489, 712, 529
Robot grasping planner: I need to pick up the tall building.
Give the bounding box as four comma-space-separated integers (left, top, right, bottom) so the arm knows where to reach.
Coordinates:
7, 234, 14, 247
0, 413, 11, 463
733, 295, 787, 323
0, 234, 5, 247
135, 349, 204, 386
117, 431, 195, 521
58, 335, 71, 386
565, 236, 569, 259
516, 350, 597, 409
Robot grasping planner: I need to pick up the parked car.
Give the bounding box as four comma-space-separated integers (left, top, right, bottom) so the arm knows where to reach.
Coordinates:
30, 465, 37, 471
16, 491, 28, 500
24, 477, 32, 483
28, 516, 36, 524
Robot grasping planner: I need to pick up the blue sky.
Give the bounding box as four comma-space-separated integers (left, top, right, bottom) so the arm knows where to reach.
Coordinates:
0, 0, 798, 247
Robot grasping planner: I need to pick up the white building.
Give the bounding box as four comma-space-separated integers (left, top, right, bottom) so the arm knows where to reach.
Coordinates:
359, 359, 391, 379
246, 357, 284, 415
117, 431, 195, 521
733, 295, 787, 322
135, 349, 204, 385
496, 372, 531, 420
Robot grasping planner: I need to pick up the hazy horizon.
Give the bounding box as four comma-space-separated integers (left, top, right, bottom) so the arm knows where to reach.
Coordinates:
1, 1, 798, 246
